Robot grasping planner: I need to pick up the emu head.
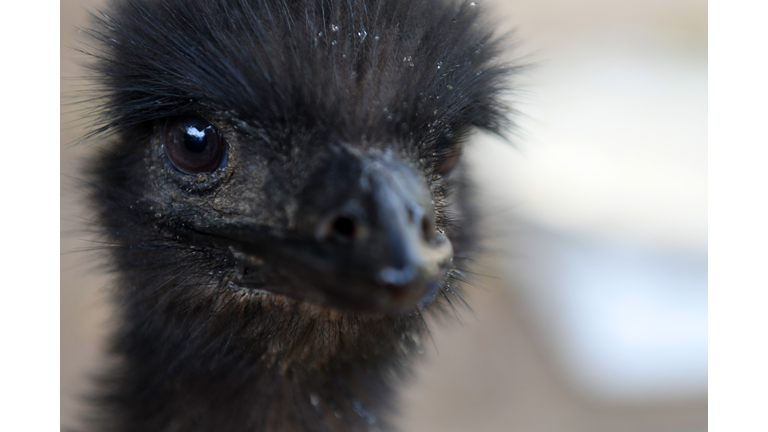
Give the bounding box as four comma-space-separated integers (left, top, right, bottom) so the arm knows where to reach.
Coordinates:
86, 0, 511, 356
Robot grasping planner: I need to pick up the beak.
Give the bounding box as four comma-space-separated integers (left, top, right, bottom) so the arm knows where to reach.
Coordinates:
200, 148, 453, 313
307, 149, 453, 311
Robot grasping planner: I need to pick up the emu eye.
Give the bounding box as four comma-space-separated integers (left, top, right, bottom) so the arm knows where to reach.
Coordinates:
437, 142, 462, 175
164, 116, 225, 174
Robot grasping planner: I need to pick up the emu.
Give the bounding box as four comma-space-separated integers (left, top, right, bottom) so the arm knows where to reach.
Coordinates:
81, 0, 513, 430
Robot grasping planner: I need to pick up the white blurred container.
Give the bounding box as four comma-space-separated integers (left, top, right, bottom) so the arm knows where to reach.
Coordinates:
467, 23, 708, 403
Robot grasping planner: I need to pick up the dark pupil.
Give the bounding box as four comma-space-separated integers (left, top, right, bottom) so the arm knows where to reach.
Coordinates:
183, 125, 209, 153
164, 115, 223, 174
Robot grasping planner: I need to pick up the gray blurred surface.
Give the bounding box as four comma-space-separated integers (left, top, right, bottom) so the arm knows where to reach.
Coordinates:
61, 0, 707, 430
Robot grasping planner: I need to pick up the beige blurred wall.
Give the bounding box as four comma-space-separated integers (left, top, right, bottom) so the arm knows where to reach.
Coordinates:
61, 0, 707, 430
61, 0, 112, 428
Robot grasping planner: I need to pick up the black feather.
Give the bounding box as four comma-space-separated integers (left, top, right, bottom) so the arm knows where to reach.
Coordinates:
77, 0, 516, 430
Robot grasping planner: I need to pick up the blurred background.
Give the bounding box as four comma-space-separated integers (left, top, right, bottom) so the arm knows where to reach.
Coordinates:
61, 0, 707, 430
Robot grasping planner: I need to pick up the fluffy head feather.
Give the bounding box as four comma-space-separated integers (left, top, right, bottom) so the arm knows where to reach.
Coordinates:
86, 0, 512, 142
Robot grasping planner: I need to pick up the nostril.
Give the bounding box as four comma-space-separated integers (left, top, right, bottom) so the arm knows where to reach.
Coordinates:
420, 215, 434, 241
331, 216, 357, 240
